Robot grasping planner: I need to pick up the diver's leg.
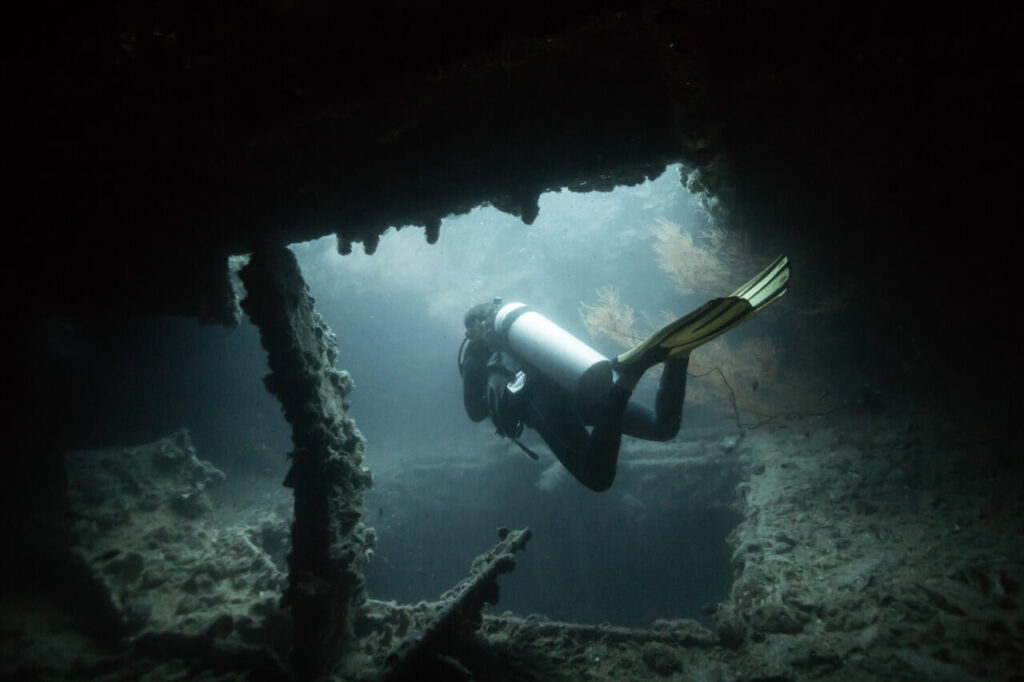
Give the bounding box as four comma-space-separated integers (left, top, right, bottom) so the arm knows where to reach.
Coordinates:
621, 354, 689, 441
524, 384, 630, 492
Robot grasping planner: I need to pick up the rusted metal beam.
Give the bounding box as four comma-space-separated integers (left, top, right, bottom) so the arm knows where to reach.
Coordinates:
239, 246, 375, 681
382, 528, 532, 681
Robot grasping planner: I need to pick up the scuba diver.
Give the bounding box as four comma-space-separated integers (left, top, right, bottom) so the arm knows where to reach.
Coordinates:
458, 255, 790, 492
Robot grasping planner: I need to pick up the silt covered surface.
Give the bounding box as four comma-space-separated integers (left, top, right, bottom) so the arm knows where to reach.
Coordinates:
3, 406, 1021, 680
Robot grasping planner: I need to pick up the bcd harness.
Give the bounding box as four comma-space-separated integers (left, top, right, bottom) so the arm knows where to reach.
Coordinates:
484, 351, 541, 461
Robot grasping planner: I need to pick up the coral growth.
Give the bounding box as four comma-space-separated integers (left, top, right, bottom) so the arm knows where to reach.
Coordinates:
581, 218, 806, 426
652, 218, 754, 297
579, 286, 642, 348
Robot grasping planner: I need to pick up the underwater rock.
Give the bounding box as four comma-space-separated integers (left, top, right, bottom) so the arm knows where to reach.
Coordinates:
714, 602, 746, 649
723, 413, 1024, 681
747, 602, 808, 636
170, 489, 213, 519
641, 641, 683, 675
65, 430, 289, 653
124, 597, 153, 631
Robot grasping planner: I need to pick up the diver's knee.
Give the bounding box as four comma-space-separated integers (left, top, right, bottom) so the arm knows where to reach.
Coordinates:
582, 469, 616, 492
650, 417, 682, 442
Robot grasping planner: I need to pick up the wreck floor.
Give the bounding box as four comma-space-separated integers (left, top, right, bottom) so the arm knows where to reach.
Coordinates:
2, 405, 1021, 681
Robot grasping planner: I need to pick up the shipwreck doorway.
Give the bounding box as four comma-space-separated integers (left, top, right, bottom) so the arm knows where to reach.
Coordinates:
293, 164, 746, 627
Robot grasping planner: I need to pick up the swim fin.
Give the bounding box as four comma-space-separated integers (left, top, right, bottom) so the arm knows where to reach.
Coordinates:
614, 255, 790, 373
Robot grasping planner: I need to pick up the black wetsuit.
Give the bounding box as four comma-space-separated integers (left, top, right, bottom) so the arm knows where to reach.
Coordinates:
461, 338, 688, 491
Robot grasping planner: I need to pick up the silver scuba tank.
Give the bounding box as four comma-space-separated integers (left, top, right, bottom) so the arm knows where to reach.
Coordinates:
494, 302, 613, 406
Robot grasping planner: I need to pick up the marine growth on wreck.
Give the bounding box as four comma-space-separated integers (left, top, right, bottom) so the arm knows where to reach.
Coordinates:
5, 165, 1022, 682
3, 4, 1022, 681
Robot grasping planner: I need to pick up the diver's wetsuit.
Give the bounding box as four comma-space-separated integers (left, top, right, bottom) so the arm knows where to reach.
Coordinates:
461, 337, 688, 491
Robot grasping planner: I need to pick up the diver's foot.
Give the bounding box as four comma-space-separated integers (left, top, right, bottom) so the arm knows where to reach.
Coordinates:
614, 255, 790, 374
612, 309, 700, 380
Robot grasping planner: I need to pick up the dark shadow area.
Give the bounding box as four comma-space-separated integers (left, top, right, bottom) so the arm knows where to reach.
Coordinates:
365, 446, 741, 628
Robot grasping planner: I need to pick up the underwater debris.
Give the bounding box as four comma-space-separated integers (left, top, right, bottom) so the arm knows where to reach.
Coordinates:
481, 614, 716, 648
12, 410, 1020, 681
64, 431, 290, 656
380, 528, 531, 681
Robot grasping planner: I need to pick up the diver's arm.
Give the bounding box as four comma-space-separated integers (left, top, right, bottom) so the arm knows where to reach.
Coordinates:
461, 339, 491, 422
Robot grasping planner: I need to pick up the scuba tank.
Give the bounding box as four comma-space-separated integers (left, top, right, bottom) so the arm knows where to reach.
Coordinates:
494, 302, 612, 407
